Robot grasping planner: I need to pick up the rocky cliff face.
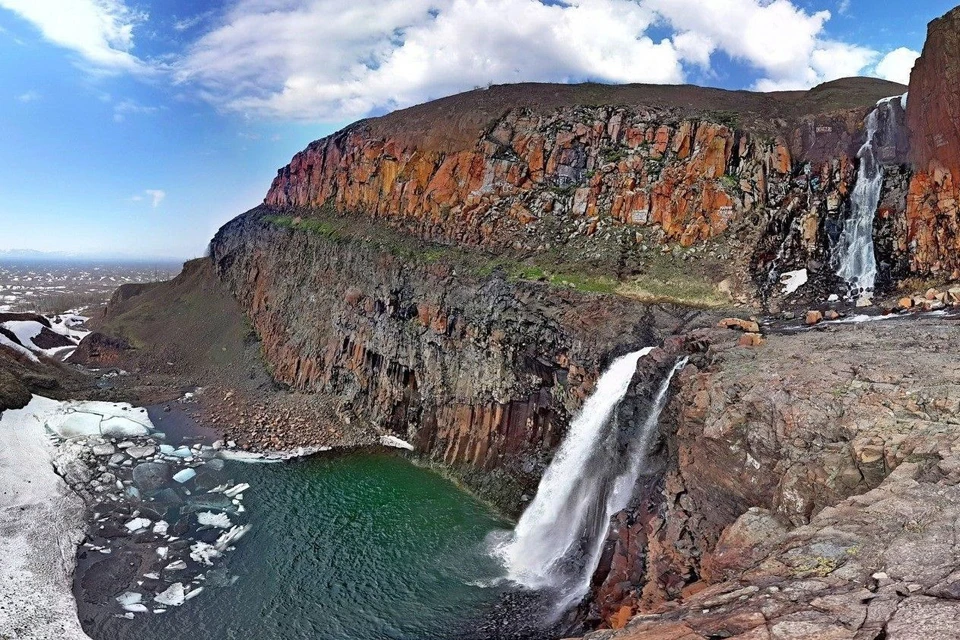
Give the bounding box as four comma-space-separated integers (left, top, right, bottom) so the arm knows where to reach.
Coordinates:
264, 79, 908, 305
587, 317, 960, 632
211, 210, 706, 511
906, 6, 960, 276
198, 9, 960, 633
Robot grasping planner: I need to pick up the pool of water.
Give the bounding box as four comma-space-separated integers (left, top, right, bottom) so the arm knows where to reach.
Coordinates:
89, 451, 512, 640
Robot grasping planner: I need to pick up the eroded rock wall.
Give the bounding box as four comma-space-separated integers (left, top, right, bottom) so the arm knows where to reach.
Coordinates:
210, 210, 703, 511
906, 6, 960, 276
588, 317, 960, 628
262, 79, 911, 304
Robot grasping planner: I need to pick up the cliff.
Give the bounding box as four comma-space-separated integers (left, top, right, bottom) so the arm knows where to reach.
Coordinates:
263, 78, 912, 304
906, 6, 960, 276
210, 211, 709, 510
103, 5, 960, 634
586, 317, 960, 637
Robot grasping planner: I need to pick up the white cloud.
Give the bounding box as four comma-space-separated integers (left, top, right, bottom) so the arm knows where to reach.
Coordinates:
0, 0, 147, 73
15, 90, 39, 102
176, 0, 683, 121
646, 0, 877, 91
113, 98, 160, 122
1, 0, 915, 124
173, 0, 896, 122
144, 190, 165, 207
172, 11, 212, 32
873, 47, 919, 85
837, 0, 851, 15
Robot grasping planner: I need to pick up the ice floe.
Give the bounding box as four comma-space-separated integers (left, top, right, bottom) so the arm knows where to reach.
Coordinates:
196, 511, 232, 529
154, 583, 186, 607
173, 468, 197, 483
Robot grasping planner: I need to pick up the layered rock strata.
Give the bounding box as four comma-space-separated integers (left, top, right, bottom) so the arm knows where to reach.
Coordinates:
210, 210, 705, 510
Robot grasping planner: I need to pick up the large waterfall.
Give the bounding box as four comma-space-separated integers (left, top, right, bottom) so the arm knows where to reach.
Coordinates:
497, 349, 687, 616
835, 94, 905, 302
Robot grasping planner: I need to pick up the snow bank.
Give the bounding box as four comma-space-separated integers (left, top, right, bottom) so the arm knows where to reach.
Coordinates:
780, 269, 808, 295
0, 396, 92, 639
380, 434, 415, 451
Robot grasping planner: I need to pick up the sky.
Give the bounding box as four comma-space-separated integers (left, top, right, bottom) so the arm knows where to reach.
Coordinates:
0, 0, 954, 260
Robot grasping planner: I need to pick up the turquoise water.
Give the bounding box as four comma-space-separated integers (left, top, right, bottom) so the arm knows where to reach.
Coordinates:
94, 451, 511, 640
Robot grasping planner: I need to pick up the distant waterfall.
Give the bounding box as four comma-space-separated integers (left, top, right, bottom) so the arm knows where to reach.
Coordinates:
835, 94, 905, 302
498, 349, 687, 616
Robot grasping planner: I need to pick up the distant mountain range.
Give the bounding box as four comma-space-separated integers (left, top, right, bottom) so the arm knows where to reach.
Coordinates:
0, 248, 187, 264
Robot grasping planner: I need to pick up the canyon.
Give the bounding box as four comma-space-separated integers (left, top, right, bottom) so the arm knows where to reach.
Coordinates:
5, 5, 960, 640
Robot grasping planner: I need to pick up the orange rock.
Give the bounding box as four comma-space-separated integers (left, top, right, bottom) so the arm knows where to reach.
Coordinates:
610, 605, 634, 630
737, 333, 765, 347
898, 296, 914, 309
718, 317, 760, 333
805, 310, 823, 325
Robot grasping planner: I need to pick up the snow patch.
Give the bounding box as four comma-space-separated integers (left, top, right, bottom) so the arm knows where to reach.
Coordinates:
780, 269, 808, 295
0, 396, 91, 638
380, 435, 415, 451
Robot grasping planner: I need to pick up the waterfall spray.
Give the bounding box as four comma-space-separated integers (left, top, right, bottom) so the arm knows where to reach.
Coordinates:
498, 350, 687, 616
835, 94, 904, 302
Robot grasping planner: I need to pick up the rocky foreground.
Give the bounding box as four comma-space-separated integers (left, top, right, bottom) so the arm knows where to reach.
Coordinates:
581, 314, 960, 638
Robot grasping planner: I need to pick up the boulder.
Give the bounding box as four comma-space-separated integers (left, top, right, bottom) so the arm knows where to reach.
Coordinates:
132, 462, 171, 494
718, 318, 761, 333
737, 333, 765, 347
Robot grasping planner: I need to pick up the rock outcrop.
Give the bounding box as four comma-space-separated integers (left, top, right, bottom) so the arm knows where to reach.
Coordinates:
587, 316, 960, 630
263, 79, 908, 304
906, 6, 960, 276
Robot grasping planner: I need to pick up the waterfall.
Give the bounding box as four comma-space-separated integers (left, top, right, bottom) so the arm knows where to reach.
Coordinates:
835, 95, 904, 302
497, 349, 687, 616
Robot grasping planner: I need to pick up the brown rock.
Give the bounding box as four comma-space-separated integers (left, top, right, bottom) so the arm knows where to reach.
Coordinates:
805, 310, 823, 325
898, 296, 914, 309
737, 333, 765, 347
718, 318, 760, 333
823, 310, 840, 320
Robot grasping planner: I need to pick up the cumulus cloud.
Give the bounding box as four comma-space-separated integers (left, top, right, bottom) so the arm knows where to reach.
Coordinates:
647, 0, 876, 91
172, 0, 892, 121
144, 189, 165, 207
176, 0, 683, 121
873, 47, 920, 85
0, 0, 917, 123
0, 0, 148, 73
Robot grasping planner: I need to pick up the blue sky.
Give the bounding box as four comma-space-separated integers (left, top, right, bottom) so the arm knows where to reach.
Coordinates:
0, 0, 953, 259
